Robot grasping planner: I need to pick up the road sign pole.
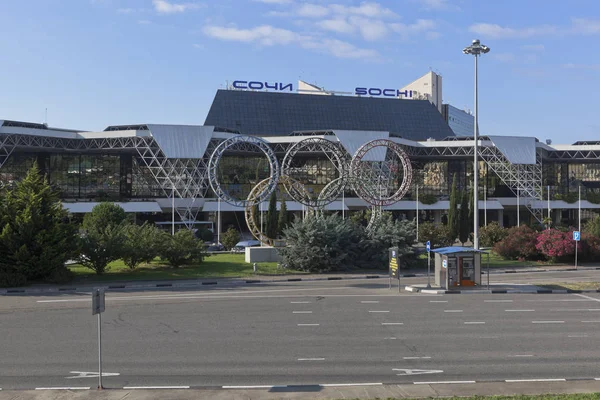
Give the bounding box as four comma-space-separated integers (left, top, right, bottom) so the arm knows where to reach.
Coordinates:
97, 312, 103, 390
575, 240, 578, 270
427, 252, 431, 288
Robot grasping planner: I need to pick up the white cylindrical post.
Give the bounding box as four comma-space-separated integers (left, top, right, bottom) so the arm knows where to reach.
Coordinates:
484, 186, 487, 226
217, 197, 221, 245
97, 312, 103, 390
579, 186, 581, 233
473, 54, 480, 249
427, 251, 431, 288
547, 185, 550, 229
260, 201, 264, 247
416, 185, 419, 243
342, 190, 345, 219
171, 186, 175, 236
517, 188, 520, 227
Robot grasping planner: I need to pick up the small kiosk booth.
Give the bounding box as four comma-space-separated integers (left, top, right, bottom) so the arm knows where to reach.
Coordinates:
432, 247, 486, 289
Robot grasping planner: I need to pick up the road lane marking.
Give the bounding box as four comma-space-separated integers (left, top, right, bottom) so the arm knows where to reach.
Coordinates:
444, 310, 463, 313
319, 383, 383, 387
532, 321, 565, 324
369, 310, 389, 313
361, 301, 380, 303
382, 322, 403, 325
297, 324, 320, 326
414, 381, 475, 385
479, 336, 500, 339
385, 337, 397, 340
464, 321, 486, 325
293, 311, 312, 314
485, 300, 513, 303
66, 371, 120, 379
298, 358, 325, 361
550, 308, 600, 311
223, 385, 284, 389
393, 368, 443, 376
575, 294, 600, 302
290, 301, 311, 304
510, 355, 534, 357
35, 387, 90, 390
506, 379, 566, 383
568, 334, 588, 338
505, 309, 535, 312
123, 386, 190, 389
430, 300, 448, 303
403, 356, 431, 360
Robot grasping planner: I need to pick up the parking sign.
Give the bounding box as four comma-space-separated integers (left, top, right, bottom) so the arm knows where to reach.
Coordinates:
573, 231, 581, 241
426, 241, 431, 252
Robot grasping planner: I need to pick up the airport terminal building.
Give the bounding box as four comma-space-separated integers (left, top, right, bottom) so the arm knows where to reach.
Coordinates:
1, 85, 599, 233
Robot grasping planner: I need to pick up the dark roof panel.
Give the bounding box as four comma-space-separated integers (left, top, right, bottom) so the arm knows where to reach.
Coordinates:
204, 90, 454, 141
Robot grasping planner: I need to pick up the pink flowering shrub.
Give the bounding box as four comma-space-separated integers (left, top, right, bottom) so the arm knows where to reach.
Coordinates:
536, 229, 577, 261
493, 225, 539, 260
581, 233, 600, 262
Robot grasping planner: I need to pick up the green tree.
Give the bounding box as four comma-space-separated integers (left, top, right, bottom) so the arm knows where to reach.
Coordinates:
83, 202, 127, 234
479, 222, 508, 248
459, 189, 470, 244
221, 227, 240, 250
418, 222, 454, 249
585, 215, 600, 237
160, 229, 207, 268
78, 225, 124, 275
448, 174, 459, 244
121, 223, 161, 269
278, 196, 289, 236
0, 162, 78, 286
364, 212, 419, 268
266, 190, 278, 239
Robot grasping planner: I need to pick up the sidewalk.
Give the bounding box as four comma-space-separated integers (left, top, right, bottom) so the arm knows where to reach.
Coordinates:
1, 264, 599, 295
2, 380, 600, 400
405, 283, 600, 295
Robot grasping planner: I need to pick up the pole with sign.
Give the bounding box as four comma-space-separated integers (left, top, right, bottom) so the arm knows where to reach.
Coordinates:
92, 289, 105, 390
426, 241, 431, 288
389, 248, 400, 293
574, 231, 580, 269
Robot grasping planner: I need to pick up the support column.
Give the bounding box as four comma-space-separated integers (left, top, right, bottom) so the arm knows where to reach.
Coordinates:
433, 210, 442, 225
497, 209, 504, 227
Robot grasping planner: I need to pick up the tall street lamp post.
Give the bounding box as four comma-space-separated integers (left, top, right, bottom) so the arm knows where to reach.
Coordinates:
463, 39, 490, 250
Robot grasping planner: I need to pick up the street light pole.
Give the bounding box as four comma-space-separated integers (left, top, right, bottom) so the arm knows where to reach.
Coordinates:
463, 39, 490, 250
416, 185, 419, 243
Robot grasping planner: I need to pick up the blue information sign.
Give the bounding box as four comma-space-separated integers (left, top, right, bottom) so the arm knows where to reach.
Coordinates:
426, 241, 431, 252
574, 231, 581, 241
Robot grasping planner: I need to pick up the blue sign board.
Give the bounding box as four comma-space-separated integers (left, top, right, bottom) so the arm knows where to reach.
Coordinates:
426, 241, 431, 252
355, 88, 413, 98
232, 80, 293, 92
442, 259, 447, 269
574, 231, 581, 241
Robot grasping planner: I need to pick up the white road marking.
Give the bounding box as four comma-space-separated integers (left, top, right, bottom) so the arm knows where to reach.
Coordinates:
403, 357, 431, 360
478, 336, 500, 339
298, 358, 325, 361
568, 334, 588, 338
550, 308, 600, 311
297, 324, 319, 326
369, 310, 389, 313
430, 300, 448, 303
506, 379, 566, 383
414, 381, 475, 385
293, 311, 312, 314
582, 320, 600, 323
123, 386, 190, 389
595, 378, 600, 381
66, 371, 120, 379
385, 337, 397, 340
505, 309, 535, 312
444, 310, 463, 313
361, 301, 380, 303
526, 299, 589, 302
485, 300, 513, 303
382, 322, 403, 325
510, 354, 534, 357
393, 368, 443, 376
532, 321, 565, 324
319, 383, 383, 387
223, 385, 285, 389
464, 322, 485, 325
290, 301, 310, 304
35, 387, 90, 390
574, 293, 600, 302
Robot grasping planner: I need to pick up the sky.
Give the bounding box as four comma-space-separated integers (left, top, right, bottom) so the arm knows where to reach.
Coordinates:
1, 0, 599, 143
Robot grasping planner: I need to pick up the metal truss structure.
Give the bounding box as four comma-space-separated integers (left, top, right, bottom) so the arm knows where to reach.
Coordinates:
350, 139, 413, 207
282, 137, 349, 208
208, 135, 280, 208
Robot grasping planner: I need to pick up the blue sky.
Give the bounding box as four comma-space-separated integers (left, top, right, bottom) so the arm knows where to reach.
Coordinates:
0, 0, 599, 143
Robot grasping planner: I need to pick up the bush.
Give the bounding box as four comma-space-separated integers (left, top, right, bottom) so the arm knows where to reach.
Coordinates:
160, 230, 207, 268
493, 225, 539, 260
83, 202, 127, 234
78, 225, 125, 275
47, 267, 75, 284
536, 229, 577, 262
121, 223, 162, 269
584, 215, 600, 238
418, 222, 453, 248
0, 272, 27, 288
363, 212, 418, 269
419, 194, 438, 205
280, 214, 367, 273
197, 228, 214, 242
581, 233, 600, 261
221, 228, 240, 251
479, 222, 508, 248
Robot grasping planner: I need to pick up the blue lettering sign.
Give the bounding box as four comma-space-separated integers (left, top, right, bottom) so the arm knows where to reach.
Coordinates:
248, 81, 263, 90
279, 82, 293, 92
233, 80, 294, 92
355, 87, 413, 98
232, 80, 247, 89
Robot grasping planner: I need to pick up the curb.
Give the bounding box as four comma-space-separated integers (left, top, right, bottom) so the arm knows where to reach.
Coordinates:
405, 286, 600, 295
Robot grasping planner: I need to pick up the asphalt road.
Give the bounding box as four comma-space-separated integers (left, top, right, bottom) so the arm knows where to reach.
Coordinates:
1, 275, 600, 390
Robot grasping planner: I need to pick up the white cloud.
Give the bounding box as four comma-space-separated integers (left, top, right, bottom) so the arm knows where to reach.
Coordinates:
348, 16, 389, 41
117, 8, 135, 14
265, 10, 292, 17
492, 52, 515, 62
203, 24, 380, 60
330, 2, 397, 18
563, 63, 600, 70
418, 0, 454, 10
296, 3, 330, 18
470, 18, 600, 39
571, 18, 600, 34
318, 18, 355, 35
153, 0, 201, 14
193, 43, 205, 49
390, 19, 436, 37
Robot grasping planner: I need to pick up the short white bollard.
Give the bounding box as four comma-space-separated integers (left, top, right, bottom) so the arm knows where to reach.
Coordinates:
253, 263, 257, 273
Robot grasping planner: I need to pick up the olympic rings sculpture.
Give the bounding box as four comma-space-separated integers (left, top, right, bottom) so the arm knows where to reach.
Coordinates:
208, 135, 280, 208
349, 139, 413, 207
281, 137, 349, 208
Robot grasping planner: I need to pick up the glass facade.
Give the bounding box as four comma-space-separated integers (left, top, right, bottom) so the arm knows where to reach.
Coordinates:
443, 104, 474, 137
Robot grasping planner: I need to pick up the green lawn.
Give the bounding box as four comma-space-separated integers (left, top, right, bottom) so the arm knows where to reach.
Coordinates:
69, 253, 306, 282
